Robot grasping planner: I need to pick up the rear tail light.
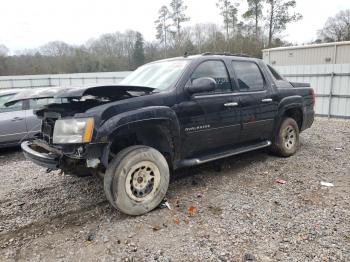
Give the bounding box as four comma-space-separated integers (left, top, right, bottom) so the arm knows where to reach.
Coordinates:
310, 88, 316, 108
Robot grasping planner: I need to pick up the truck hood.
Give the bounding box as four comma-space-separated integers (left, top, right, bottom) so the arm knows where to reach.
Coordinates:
5, 85, 155, 106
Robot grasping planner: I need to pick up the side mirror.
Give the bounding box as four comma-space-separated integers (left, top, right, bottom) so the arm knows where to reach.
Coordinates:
187, 77, 216, 94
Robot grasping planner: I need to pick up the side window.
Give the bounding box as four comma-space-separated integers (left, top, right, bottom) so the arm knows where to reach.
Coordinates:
267, 64, 283, 80
0, 94, 23, 113
191, 60, 231, 93
29, 98, 55, 110
232, 61, 265, 91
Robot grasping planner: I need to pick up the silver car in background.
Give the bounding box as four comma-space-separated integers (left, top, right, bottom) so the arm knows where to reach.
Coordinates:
0, 88, 54, 148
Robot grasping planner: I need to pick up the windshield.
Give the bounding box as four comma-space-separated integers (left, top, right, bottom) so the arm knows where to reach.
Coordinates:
120, 59, 190, 91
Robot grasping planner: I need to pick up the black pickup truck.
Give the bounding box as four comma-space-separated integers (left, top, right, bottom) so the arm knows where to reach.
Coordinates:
9, 53, 315, 215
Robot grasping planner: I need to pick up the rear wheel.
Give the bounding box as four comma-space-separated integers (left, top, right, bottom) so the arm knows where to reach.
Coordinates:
104, 145, 169, 215
271, 117, 300, 157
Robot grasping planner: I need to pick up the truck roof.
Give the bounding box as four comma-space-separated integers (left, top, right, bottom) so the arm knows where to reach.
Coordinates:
149, 53, 261, 64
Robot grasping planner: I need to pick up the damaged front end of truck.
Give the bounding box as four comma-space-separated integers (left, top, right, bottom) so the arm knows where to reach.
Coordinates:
7, 85, 155, 176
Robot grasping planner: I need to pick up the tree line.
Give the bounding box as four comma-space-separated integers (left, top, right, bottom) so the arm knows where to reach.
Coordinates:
0, 1, 347, 76
316, 9, 350, 43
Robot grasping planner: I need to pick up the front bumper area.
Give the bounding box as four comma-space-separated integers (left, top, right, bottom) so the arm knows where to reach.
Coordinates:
21, 140, 108, 173
21, 141, 60, 169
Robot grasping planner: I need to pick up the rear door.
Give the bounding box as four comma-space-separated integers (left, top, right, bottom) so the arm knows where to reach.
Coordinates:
231, 60, 277, 143
0, 95, 27, 145
180, 59, 241, 157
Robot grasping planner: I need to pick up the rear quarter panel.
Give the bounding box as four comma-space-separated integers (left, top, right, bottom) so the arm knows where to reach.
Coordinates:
275, 86, 315, 131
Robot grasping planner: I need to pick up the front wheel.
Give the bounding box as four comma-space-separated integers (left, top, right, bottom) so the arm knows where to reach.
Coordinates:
104, 145, 170, 216
271, 117, 300, 157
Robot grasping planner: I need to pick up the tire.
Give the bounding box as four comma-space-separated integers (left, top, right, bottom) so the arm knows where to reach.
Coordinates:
104, 145, 170, 216
271, 117, 300, 157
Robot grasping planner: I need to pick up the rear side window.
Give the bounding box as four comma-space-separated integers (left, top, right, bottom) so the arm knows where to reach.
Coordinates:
0, 94, 23, 113
0, 94, 13, 108
232, 61, 265, 91
191, 60, 231, 93
267, 64, 283, 80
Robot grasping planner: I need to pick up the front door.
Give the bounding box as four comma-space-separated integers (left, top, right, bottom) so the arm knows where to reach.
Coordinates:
0, 97, 27, 145
178, 60, 241, 157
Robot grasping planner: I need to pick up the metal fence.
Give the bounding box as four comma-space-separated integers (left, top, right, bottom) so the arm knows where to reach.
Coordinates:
276, 64, 350, 118
0, 71, 131, 89
1, 67, 350, 118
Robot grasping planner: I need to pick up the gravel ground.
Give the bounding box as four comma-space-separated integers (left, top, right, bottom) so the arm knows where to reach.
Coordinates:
0, 118, 349, 262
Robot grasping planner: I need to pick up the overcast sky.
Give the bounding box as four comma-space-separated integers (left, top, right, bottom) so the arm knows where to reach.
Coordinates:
0, 0, 349, 52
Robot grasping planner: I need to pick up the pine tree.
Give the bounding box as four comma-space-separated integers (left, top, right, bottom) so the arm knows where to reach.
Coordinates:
228, 3, 239, 37
266, 0, 302, 47
155, 5, 171, 57
216, 0, 232, 43
216, 0, 239, 51
243, 0, 263, 40
170, 0, 190, 44
132, 32, 145, 68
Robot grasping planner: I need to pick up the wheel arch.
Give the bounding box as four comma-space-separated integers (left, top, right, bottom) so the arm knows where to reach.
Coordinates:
275, 96, 304, 133
98, 106, 181, 169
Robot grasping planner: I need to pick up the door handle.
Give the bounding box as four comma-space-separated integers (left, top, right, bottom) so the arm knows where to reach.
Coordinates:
11, 117, 24, 121
224, 102, 239, 107
261, 98, 273, 103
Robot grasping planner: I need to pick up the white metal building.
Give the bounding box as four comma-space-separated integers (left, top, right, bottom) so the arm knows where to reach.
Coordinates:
263, 41, 350, 118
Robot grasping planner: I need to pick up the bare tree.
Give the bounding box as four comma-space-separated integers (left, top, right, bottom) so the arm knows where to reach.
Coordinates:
124, 30, 138, 70
318, 9, 350, 42
39, 41, 74, 56
144, 41, 162, 62
193, 24, 208, 53
266, 0, 302, 47
89, 34, 119, 57
204, 23, 226, 52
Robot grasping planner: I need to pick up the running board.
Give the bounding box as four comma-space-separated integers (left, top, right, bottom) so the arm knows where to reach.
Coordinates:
178, 140, 271, 168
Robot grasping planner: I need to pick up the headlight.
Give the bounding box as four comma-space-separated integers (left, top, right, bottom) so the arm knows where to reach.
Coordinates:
53, 118, 94, 144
